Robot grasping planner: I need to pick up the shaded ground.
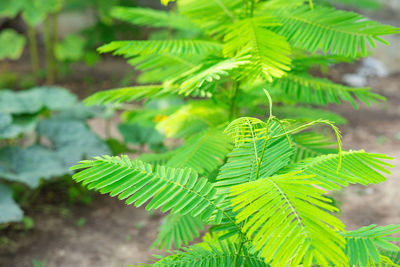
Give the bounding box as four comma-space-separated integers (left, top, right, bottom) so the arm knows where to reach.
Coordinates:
0, 197, 162, 267
335, 74, 400, 229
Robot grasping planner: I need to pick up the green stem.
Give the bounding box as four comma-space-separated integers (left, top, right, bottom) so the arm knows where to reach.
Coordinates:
250, 0, 255, 17
27, 25, 40, 74
254, 118, 273, 180
50, 12, 59, 80
229, 81, 240, 120
44, 14, 56, 84
233, 234, 245, 267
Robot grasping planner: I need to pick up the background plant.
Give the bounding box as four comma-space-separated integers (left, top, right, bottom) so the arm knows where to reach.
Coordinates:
0, 86, 110, 224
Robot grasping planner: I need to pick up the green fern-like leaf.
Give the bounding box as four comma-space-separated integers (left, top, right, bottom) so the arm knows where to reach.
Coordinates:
71, 156, 226, 223
167, 55, 250, 96
137, 151, 175, 168
178, 0, 242, 35
343, 224, 400, 266
111, 6, 198, 31
270, 72, 384, 108
151, 237, 268, 266
98, 40, 222, 57
270, 5, 399, 57
224, 16, 291, 81
152, 213, 205, 250
291, 131, 338, 162
167, 128, 232, 175
216, 121, 295, 190
230, 172, 347, 266
84, 85, 164, 106
128, 54, 199, 84
274, 105, 347, 125
286, 150, 393, 190
156, 101, 228, 138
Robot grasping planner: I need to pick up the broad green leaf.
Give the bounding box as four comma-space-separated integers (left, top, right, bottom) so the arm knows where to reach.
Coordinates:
0, 29, 26, 60
0, 184, 23, 224
0, 112, 12, 129
37, 119, 111, 167
22, 0, 63, 26
55, 34, 86, 62
0, 87, 77, 114
0, 114, 38, 139
0, 146, 67, 188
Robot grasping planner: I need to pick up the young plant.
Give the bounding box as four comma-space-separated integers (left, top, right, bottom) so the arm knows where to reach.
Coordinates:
71, 0, 400, 266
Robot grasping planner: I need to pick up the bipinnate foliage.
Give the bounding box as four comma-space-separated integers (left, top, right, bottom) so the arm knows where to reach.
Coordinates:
72, 113, 399, 266
71, 0, 400, 266
84, 0, 398, 110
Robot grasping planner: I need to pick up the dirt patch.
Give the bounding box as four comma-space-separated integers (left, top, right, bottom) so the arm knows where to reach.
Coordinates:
0, 195, 163, 267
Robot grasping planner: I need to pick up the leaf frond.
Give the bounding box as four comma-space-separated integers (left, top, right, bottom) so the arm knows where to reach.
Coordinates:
84, 85, 164, 106
217, 121, 295, 190
98, 40, 222, 57
343, 224, 400, 266
271, 5, 399, 56
152, 213, 205, 250
167, 128, 233, 175
223, 16, 291, 81
285, 150, 393, 190
111, 6, 198, 31
128, 53, 199, 84
151, 237, 268, 266
270, 72, 384, 108
71, 156, 226, 223
167, 55, 251, 96
291, 131, 338, 162
230, 172, 347, 266
178, 0, 242, 35
156, 101, 228, 138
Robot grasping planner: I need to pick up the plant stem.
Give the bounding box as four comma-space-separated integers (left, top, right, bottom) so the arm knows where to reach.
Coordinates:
229, 81, 240, 120
50, 12, 59, 80
27, 25, 40, 74
233, 234, 245, 267
44, 15, 55, 84
254, 118, 273, 180
250, 0, 255, 17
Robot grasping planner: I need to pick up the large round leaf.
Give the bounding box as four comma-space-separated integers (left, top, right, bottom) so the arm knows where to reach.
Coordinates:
55, 34, 86, 62
0, 146, 67, 188
0, 112, 12, 128
21, 0, 63, 26
0, 115, 37, 139
0, 184, 23, 224
0, 29, 26, 60
38, 119, 111, 166
0, 1, 25, 17
0, 87, 77, 114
